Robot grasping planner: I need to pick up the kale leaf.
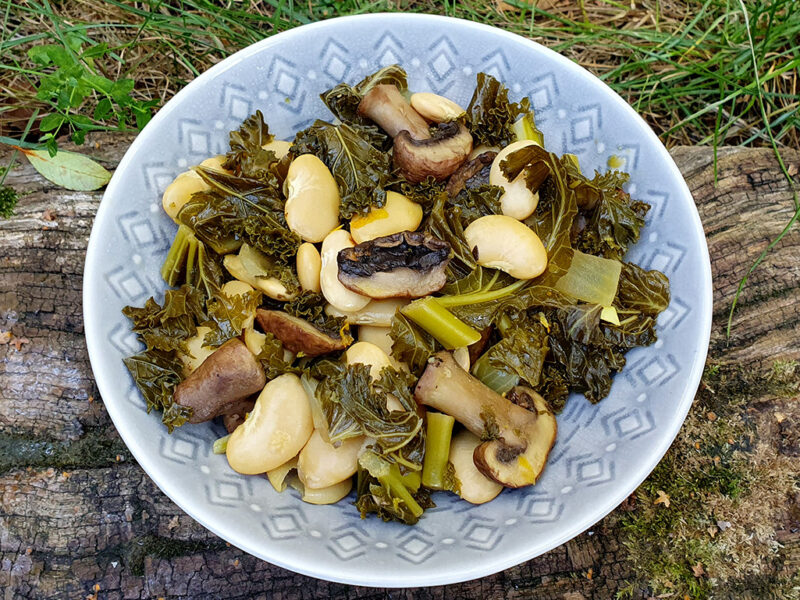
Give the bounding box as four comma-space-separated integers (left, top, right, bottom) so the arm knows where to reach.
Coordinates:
222, 110, 280, 182
122, 348, 190, 432
292, 120, 395, 218
203, 289, 262, 347
122, 285, 206, 353
466, 72, 531, 147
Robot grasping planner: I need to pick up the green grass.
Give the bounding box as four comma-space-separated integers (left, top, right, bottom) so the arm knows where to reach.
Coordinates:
1, 1, 797, 317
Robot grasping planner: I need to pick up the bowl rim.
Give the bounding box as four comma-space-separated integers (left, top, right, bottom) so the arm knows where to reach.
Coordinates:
83, 12, 713, 587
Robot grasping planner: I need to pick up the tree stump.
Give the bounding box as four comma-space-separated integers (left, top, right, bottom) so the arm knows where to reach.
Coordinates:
1, 137, 798, 599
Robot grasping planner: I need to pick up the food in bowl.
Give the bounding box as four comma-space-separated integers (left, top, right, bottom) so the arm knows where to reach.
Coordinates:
121, 65, 670, 524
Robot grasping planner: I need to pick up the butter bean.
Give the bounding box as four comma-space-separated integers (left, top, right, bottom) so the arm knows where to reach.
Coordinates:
349, 191, 423, 244
489, 140, 542, 220
296, 242, 322, 293
226, 373, 313, 475
410, 92, 466, 123
464, 215, 547, 280
284, 155, 340, 243
320, 229, 371, 312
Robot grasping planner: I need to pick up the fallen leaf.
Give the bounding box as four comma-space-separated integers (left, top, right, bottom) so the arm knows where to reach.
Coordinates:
17, 147, 111, 191
167, 515, 180, 530
0, 331, 11, 345
691, 561, 705, 578
496, 0, 519, 12
654, 490, 670, 507
42, 209, 56, 221
586, 567, 593, 580
775, 412, 786, 423
707, 411, 717, 421
707, 526, 717, 538
11, 337, 30, 351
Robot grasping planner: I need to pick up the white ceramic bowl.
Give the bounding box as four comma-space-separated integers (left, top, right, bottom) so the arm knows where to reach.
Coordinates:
83, 13, 712, 587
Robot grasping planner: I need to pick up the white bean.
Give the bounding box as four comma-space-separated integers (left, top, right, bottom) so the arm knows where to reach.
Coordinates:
489, 140, 542, 220
319, 229, 371, 312
349, 191, 423, 244
463, 215, 547, 280
284, 154, 340, 243
296, 242, 322, 293
410, 92, 466, 122
298, 430, 362, 489
161, 170, 208, 221
226, 373, 313, 475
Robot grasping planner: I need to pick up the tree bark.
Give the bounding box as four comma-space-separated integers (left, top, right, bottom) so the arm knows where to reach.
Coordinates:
1, 137, 798, 599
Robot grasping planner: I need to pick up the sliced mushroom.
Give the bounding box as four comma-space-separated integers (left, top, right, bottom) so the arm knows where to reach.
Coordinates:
357, 84, 431, 140
255, 309, 348, 357
337, 231, 452, 299
174, 338, 266, 424
445, 151, 497, 198
414, 352, 557, 488
221, 398, 256, 434
394, 121, 473, 183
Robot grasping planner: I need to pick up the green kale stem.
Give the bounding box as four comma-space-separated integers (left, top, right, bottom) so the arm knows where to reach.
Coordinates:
435, 278, 528, 308
212, 434, 230, 455
421, 412, 455, 490
471, 351, 519, 395
401, 297, 481, 349
359, 450, 424, 519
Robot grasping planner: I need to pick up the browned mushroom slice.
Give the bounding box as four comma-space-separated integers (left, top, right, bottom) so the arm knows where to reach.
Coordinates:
414, 352, 557, 488
357, 84, 431, 140
445, 151, 497, 197
221, 398, 256, 433
393, 121, 473, 183
336, 231, 451, 299
255, 309, 348, 357
174, 338, 266, 424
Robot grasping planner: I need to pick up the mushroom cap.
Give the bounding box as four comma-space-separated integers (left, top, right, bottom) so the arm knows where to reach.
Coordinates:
255, 309, 348, 357
337, 231, 452, 298
393, 121, 473, 183
472, 387, 557, 488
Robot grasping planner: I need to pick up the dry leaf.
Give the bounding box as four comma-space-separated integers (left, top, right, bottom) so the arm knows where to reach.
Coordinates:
11, 336, 30, 351
0, 331, 11, 345
167, 515, 180, 530
707, 411, 717, 421
691, 561, 705, 578
495, 0, 519, 12
707, 526, 717, 538
42, 209, 56, 221
654, 490, 670, 507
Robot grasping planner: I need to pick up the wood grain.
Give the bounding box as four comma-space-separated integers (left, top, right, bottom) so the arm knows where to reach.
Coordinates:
1, 137, 798, 599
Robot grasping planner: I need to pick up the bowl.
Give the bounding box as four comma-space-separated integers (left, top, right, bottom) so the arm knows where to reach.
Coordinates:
83, 13, 712, 587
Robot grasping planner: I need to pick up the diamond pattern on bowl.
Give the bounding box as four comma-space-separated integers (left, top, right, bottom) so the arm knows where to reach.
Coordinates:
626, 354, 680, 387
519, 493, 564, 523
601, 407, 656, 441
459, 516, 503, 551
396, 530, 436, 564
480, 48, 511, 81
525, 73, 559, 112
264, 505, 308, 540
327, 524, 369, 560
220, 82, 254, 122
642, 240, 688, 274
320, 39, 351, 82
566, 454, 615, 487
374, 31, 404, 66
659, 296, 691, 330
85, 16, 709, 582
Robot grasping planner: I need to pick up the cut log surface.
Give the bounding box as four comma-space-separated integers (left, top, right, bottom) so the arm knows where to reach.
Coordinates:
1, 136, 798, 599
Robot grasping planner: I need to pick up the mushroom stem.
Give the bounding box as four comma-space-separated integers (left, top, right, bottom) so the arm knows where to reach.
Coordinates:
357, 84, 431, 140
414, 351, 557, 488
